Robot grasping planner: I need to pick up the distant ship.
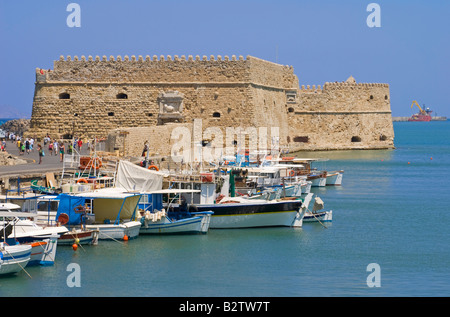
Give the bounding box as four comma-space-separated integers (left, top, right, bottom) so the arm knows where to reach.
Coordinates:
408, 100, 432, 122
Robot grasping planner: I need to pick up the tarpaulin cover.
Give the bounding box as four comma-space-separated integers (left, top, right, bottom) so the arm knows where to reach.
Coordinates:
55, 194, 86, 225
116, 160, 165, 192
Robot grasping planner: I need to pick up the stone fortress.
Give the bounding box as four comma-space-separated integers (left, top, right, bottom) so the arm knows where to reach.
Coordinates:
28, 54, 394, 157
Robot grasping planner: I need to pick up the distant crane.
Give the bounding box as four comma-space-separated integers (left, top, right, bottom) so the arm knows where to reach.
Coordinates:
411, 100, 427, 115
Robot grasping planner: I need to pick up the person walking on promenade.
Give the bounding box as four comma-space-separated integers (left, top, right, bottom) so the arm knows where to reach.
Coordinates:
59, 141, 65, 162
38, 144, 44, 164
53, 140, 58, 156
77, 138, 83, 152
48, 140, 53, 155
25, 139, 30, 154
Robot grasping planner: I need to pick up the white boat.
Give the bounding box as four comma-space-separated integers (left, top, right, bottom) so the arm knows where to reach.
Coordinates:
303, 210, 333, 223
302, 194, 333, 223
0, 204, 68, 242
193, 196, 305, 229
300, 179, 312, 194
325, 170, 344, 186
0, 243, 31, 275
86, 221, 141, 240
138, 189, 213, 235
55, 188, 143, 241
57, 228, 99, 246
1, 207, 60, 266
166, 167, 307, 229
26, 235, 58, 266
267, 157, 342, 187
307, 172, 327, 187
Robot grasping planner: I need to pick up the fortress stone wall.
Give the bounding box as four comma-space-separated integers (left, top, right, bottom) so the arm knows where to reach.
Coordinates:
28, 54, 394, 157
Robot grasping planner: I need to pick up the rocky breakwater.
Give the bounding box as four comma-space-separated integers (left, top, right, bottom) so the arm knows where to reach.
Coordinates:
0, 151, 27, 166
0, 118, 30, 136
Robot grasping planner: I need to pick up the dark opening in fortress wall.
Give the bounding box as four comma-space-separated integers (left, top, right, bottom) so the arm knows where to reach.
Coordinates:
28, 54, 394, 155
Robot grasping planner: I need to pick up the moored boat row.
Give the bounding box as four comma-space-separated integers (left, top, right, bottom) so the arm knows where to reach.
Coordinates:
1, 151, 338, 277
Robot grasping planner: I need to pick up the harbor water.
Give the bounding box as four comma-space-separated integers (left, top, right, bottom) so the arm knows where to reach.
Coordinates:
1, 121, 449, 297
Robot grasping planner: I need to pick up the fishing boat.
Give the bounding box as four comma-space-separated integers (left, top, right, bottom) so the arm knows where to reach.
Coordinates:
137, 189, 213, 234
165, 167, 307, 228
267, 157, 341, 187
36, 195, 99, 246
0, 203, 69, 242
26, 235, 58, 266
325, 170, 344, 186
0, 243, 31, 275
302, 194, 333, 223
115, 160, 214, 235
55, 189, 142, 241
193, 196, 305, 229
234, 166, 310, 197
1, 208, 60, 266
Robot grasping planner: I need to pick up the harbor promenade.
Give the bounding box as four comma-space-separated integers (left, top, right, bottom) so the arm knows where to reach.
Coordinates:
0, 139, 89, 178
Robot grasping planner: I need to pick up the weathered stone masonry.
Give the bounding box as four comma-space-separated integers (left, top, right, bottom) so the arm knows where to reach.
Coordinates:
28, 54, 394, 156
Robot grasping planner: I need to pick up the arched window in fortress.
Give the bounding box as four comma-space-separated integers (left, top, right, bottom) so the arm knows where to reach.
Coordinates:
212, 112, 221, 118
59, 93, 70, 99
116, 93, 128, 99
288, 107, 294, 113
351, 136, 361, 142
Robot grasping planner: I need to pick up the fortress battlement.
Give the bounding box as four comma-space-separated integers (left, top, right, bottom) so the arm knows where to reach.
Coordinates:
298, 81, 389, 93
56, 54, 250, 62
36, 54, 297, 89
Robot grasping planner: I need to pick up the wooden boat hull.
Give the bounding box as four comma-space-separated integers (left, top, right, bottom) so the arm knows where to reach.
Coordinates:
58, 229, 99, 245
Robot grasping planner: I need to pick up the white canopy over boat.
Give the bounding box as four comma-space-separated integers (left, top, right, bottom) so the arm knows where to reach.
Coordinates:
115, 160, 167, 192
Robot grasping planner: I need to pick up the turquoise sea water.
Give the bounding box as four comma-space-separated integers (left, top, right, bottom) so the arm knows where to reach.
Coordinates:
1, 121, 449, 297
0, 118, 14, 125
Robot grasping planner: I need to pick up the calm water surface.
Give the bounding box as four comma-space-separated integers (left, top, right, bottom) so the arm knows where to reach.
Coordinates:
1, 121, 449, 297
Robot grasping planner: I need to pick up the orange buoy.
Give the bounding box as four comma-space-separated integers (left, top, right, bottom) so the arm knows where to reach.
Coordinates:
72, 243, 78, 251
123, 235, 129, 241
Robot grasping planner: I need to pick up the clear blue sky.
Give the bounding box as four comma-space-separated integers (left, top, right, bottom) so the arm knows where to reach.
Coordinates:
0, 0, 449, 118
